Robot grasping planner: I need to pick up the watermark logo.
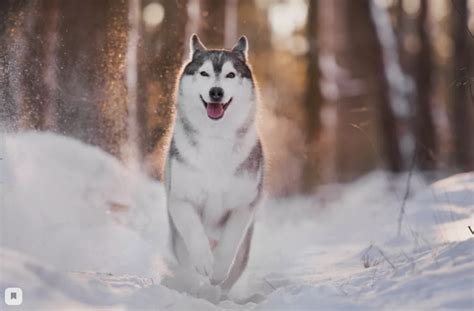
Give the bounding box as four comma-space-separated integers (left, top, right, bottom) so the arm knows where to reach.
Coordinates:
4, 288, 23, 306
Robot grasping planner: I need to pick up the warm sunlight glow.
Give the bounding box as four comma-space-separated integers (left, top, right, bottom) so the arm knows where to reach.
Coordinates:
268, 0, 307, 38
143, 2, 164, 28
434, 34, 453, 59
1, 1, 473, 308
374, 0, 395, 9
430, 0, 449, 20
403, 0, 420, 16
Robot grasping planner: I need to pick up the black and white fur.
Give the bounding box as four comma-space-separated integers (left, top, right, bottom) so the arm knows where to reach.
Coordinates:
164, 34, 264, 299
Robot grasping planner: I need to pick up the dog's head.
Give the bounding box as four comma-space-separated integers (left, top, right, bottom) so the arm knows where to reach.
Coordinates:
178, 34, 255, 128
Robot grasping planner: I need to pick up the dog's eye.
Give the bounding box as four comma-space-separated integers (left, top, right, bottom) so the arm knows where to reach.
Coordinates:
200, 71, 209, 77
226, 72, 236, 79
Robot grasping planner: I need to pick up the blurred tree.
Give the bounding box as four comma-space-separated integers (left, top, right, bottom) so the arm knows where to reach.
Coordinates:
393, 0, 417, 167
199, 0, 225, 47
450, 0, 474, 171
413, 0, 437, 170
369, 1, 405, 173
55, 1, 106, 145
55, 0, 129, 159
1, 0, 137, 161
394, 0, 411, 83
395, 0, 404, 49
302, 0, 324, 191
16, 1, 59, 131
304, 0, 323, 145
140, 0, 188, 179
124, 0, 142, 167
332, 0, 401, 181
225, 0, 238, 47
3, 0, 470, 190
237, 0, 271, 73
150, 0, 187, 145
0, 0, 27, 131
137, 1, 159, 165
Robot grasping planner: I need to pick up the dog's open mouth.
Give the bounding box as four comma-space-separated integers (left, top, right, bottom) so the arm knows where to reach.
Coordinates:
200, 95, 232, 120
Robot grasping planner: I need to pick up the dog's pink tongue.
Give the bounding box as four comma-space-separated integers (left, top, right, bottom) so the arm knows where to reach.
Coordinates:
207, 103, 224, 119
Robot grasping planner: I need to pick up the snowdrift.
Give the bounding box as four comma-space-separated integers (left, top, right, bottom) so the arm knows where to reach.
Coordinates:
1, 132, 473, 310
1, 132, 170, 278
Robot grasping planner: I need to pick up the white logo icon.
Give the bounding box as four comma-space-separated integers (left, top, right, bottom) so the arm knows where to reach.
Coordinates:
5, 287, 23, 306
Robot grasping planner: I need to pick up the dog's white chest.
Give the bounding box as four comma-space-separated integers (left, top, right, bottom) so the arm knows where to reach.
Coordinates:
169, 131, 260, 238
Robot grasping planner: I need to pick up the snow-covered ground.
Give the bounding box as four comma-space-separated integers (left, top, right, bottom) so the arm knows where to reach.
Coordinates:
1, 132, 473, 310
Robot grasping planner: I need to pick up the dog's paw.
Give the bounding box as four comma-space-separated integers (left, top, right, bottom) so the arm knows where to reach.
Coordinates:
189, 246, 214, 277
210, 266, 228, 286
196, 282, 222, 304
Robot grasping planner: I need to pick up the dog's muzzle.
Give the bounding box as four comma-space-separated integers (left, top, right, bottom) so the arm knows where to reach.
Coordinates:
200, 95, 232, 120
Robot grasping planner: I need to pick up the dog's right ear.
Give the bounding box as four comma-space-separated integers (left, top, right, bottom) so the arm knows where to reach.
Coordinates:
190, 34, 206, 58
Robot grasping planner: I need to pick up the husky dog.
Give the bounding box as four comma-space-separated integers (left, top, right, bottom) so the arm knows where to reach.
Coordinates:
164, 34, 264, 299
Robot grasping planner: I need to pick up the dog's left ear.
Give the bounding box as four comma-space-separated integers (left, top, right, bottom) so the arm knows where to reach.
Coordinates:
232, 36, 248, 62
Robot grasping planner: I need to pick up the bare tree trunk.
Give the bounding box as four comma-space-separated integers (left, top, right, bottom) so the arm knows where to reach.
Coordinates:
0, 1, 27, 131
141, 0, 188, 179
16, 1, 59, 131
224, 0, 238, 48
237, 0, 271, 55
125, 0, 142, 168
183, 0, 201, 59
149, 0, 187, 149
395, 0, 405, 66
55, 0, 129, 159
333, 0, 401, 181
334, 0, 376, 181
304, 0, 323, 142
369, 0, 404, 172
137, 0, 158, 160
413, 0, 437, 170
302, 0, 324, 191
450, 0, 474, 171
55, 1, 107, 146
199, 0, 225, 47
97, 0, 129, 159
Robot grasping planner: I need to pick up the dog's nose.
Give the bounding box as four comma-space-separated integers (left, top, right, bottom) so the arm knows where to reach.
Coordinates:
209, 87, 224, 102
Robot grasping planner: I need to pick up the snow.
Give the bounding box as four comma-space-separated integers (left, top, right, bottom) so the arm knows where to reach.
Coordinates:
1, 132, 170, 278
1, 132, 473, 310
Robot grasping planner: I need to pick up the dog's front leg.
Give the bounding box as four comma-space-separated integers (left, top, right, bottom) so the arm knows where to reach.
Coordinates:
210, 206, 254, 285
168, 196, 214, 277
